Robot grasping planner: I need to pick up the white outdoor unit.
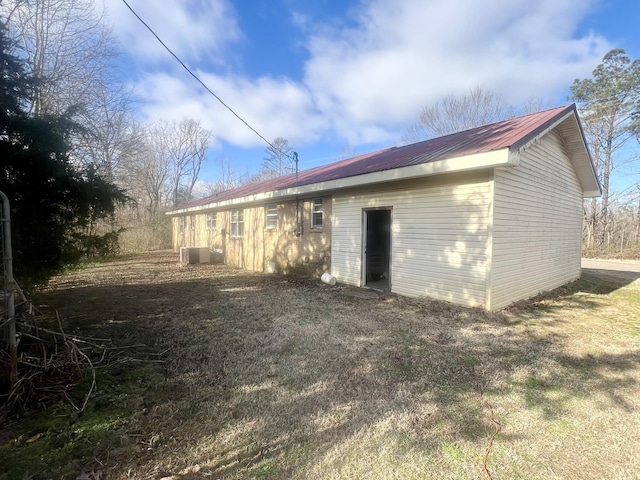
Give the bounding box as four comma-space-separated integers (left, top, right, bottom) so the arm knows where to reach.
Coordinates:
180, 247, 211, 265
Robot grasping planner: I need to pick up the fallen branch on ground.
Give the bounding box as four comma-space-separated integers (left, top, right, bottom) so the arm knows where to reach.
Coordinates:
0, 303, 163, 425
478, 386, 501, 480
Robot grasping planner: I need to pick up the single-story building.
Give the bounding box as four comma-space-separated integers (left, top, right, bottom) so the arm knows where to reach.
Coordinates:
167, 104, 600, 310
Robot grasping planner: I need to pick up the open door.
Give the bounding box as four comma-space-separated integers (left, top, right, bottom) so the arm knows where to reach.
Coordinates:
364, 209, 392, 290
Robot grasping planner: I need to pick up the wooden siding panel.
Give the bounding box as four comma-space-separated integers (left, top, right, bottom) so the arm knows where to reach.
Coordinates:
172, 198, 331, 275
172, 211, 226, 254
332, 172, 492, 307
265, 197, 332, 275
491, 129, 582, 310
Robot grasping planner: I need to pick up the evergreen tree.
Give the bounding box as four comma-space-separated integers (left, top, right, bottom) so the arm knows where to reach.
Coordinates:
570, 49, 640, 246
0, 26, 126, 285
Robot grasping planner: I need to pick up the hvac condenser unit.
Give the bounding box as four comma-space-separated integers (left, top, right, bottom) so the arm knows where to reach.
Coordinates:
180, 247, 211, 265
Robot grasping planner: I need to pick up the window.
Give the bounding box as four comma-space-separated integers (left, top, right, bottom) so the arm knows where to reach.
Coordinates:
206, 213, 216, 230
230, 209, 244, 238
312, 198, 323, 228
265, 204, 278, 230
190, 215, 196, 230
178, 216, 186, 233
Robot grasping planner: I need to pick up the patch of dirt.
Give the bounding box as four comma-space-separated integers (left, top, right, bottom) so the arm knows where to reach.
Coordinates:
338, 288, 381, 299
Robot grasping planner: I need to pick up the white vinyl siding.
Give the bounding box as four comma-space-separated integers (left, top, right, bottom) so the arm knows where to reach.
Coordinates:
490, 129, 582, 310
332, 172, 492, 307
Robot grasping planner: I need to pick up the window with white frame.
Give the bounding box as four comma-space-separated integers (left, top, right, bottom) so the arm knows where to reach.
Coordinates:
265, 204, 278, 230
178, 216, 186, 233
190, 215, 196, 230
230, 209, 244, 238
206, 213, 216, 230
311, 198, 323, 228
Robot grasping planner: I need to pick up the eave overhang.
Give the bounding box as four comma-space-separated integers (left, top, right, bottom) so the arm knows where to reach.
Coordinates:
167, 148, 513, 215
166, 105, 602, 217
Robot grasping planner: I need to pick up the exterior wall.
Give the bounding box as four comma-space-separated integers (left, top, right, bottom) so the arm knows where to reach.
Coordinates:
226, 206, 262, 270
171, 196, 332, 276
490, 129, 583, 310
332, 171, 492, 307
172, 212, 225, 254
171, 129, 582, 310
262, 197, 332, 276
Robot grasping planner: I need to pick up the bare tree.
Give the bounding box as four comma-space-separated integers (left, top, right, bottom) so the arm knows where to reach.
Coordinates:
116, 122, 168, 225
213, 156, 243, 192
337, 143, 358, 161
404, 87, 517, 143
117, 119, 213, 220
263, 137, 293, 178
586, 189, 640, 254
1, 0, 134, 185
192, 156, 245, 198
74, 83, 134, 181
191, 181, 218, 200
521, 96, 555, 115
152, 118, 213, 208
1, 0, 119, 117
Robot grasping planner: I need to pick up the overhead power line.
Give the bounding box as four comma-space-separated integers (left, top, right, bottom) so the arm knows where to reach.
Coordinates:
120, 0, 294, 161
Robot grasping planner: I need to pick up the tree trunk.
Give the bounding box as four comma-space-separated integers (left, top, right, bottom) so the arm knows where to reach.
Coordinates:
600, 147, 612, 244
635, 197, 640, 245
587, 198, 598, 247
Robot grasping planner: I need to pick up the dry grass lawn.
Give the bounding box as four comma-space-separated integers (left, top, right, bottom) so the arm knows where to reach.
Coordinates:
1, 251, 639, 479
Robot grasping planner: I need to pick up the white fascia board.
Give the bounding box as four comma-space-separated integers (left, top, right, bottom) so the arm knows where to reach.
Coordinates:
168, 148, 512, 215
513, 110, 602, 197
583, 189, 602, 198
512, 110, 576, 153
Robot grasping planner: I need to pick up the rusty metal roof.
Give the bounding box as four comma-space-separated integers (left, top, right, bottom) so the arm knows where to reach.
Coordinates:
179, 104, 580, 211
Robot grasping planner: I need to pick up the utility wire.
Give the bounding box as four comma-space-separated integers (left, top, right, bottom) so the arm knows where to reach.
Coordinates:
120, 0, 295, 161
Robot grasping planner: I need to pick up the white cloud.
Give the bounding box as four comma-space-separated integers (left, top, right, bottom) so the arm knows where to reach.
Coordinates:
112, 0, 613, 150
102, 0, 241, 65
303, 0, 611, 143
135, 71, 328, 149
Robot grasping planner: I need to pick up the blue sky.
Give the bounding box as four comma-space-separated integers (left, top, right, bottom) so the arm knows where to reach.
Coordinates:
102, 0, 640, 185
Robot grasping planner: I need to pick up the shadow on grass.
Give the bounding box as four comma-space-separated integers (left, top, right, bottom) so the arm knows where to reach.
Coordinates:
500, 267, 639, 322
581, 267, 640, 291
3, 254, 638, 479
497, 350, 640, 421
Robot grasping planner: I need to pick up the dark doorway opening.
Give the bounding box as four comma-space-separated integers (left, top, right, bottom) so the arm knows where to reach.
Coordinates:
364, 209, 391, 290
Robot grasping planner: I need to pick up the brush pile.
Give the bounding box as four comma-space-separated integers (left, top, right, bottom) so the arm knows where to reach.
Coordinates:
1, 300, 113, 426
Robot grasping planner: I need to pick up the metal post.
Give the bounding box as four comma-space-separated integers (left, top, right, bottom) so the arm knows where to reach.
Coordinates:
0, 190, 17, 387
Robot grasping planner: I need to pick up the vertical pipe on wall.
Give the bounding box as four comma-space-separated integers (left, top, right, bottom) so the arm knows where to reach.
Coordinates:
295, 197, 302, 236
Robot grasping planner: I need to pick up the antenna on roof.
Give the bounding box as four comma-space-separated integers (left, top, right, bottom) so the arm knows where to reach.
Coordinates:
293, 151, 299, 186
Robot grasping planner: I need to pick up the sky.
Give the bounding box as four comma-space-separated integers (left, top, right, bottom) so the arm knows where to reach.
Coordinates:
101, 0, 640, 184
